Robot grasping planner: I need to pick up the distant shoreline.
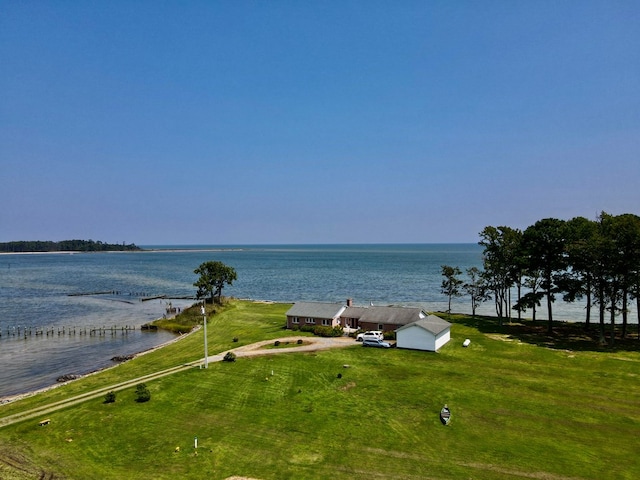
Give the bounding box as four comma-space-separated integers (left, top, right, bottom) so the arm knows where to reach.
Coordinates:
0, 251, 84, 255
0, 248, 248, 256
0, 239, 142, 254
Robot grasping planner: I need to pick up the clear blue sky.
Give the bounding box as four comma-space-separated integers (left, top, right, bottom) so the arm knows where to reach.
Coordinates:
1, 1, 638, 244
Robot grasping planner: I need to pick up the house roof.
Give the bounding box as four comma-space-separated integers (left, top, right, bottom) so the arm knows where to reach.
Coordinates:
340, 306, 369, 319
358, 306, 428, 326
286, 302, 346, 319
396, 315, 451, 335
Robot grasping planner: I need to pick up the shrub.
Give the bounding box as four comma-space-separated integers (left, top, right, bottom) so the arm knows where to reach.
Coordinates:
223, 351, 236, 362
274, 340, 280, 346
313, 325, 344, 337
135, 384, 151, 403
232, 337, 238, 342
383, 331, 396, 340
103, 391, 116, 404
297, 339, 303, 345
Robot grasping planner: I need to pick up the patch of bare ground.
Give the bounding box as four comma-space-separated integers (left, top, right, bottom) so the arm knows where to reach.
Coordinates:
339, 381, 356, 391
612, 356, 640, 362
332, 466, 444, 479
486, 333, 518, 342
460, 462, 588, 480
0, 450, 59, 480
362, 446, 423, 460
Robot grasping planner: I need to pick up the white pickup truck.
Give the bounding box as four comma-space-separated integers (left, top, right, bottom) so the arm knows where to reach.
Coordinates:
356, 330, 384, 342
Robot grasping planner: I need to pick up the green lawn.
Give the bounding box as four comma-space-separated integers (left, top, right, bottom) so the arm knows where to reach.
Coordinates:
1, 301, 639, 479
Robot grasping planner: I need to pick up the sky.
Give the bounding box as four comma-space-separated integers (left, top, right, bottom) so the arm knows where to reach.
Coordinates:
1, 1, 639, 245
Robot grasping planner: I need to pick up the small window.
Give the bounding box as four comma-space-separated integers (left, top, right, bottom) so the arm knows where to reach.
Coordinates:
306, 317, 315, 324
378, 324, 384, 330
292, 317, 299, 324
322, 319, 331, 326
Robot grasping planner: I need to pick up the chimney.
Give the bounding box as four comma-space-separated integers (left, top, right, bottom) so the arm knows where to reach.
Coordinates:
346, 298, 353, 307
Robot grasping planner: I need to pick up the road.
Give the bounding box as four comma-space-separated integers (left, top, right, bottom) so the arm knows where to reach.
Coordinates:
0, 336, 356, 429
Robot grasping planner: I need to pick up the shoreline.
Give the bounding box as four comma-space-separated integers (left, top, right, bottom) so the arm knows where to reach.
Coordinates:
0, 325, 200, 405
0, 247, 247, 256
2, 301, 637, 405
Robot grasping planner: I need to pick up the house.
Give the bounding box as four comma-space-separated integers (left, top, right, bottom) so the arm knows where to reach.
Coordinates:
285, 301, 346, 329
354, 305, 430, 333
395, 315, 451, 352
339, 300, 369, 331
286, 298, 451, 350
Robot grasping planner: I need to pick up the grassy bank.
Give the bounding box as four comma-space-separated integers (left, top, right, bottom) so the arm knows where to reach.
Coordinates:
1, 301, 639, 479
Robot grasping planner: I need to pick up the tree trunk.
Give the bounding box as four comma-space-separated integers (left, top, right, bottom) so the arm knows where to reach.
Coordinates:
598, 286, 606, 344
546, 292, 553, 334
585, 277, 591, 330
637, 296, 640, 339
494, 287, 503, 323
545, 269, 553, 335
609, 285, 617, 347
609, 301, 616, 347
621, 289, 628, 339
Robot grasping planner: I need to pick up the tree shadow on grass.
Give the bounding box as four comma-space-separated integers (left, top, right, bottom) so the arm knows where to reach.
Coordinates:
435, 311, 640, 353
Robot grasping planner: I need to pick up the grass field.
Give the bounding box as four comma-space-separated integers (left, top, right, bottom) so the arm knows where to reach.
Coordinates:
1, 301, 639, 479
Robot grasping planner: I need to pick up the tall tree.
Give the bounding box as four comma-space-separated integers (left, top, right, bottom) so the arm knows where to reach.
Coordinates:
521, 218, 568, 334
478, 226, 521, 322
590, 221, 612, 344
441, 265, 463, 314
513, 270, 544, 321
563, 216, 599, 329
463, 266, 489, 317
599, 212, 640, 342
504, 228, 525, 321
194, 261, 238, 304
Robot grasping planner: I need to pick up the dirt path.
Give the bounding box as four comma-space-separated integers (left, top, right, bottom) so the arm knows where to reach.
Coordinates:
0, 336, 356, 429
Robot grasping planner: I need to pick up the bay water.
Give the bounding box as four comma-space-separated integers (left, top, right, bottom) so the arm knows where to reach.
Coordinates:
0, 244, 593, 398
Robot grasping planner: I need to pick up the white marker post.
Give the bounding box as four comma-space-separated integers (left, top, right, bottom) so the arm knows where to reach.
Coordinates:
201, 304, 208, 369
194, 436, 198, 449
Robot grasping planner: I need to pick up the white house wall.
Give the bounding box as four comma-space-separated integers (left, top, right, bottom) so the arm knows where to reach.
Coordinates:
434, 330, 450, 351
397, 326, 436, 351
397, 325, 451, 352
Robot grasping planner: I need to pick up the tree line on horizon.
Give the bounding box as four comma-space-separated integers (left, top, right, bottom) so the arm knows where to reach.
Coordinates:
441, 212, 640, 345
0, 239, 142, 253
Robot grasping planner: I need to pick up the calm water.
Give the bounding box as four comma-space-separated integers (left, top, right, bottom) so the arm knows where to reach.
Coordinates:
0, 244, 594, 398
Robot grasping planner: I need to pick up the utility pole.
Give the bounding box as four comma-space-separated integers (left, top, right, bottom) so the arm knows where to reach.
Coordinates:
201, 303, 208, 368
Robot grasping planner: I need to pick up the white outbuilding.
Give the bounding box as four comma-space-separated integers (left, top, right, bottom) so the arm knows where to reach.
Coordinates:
395, 315, 451, 352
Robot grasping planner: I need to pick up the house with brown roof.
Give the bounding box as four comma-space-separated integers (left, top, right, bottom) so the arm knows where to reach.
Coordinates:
353, 305, 430, 333
285, 299, 451, 351
285, 301, 346, 329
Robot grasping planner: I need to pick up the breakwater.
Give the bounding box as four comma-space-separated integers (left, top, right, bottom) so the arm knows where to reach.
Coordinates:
67, 290, 195, 301
1, 324, 139, 339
